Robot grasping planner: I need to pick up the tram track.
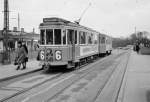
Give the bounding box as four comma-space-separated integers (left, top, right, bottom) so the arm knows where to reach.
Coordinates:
93, 51, 131, 102
20, 51, 127, 102
45, 51, 128, 102
1, 50, 127, 102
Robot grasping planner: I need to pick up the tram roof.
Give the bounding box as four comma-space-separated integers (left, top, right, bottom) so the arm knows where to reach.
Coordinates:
39, 17, 100, 34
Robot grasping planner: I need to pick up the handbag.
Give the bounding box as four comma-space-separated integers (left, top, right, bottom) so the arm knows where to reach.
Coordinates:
25, 57, 28, 62
37, 53, 40, 61
14, 57, 18, 65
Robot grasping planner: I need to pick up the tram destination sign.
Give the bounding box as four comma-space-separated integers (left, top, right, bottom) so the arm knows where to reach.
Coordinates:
43, 18, 70, 23
43, 18, 58, 23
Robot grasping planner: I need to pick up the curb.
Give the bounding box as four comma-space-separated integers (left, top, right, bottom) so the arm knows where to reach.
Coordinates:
0, 68, 42, 82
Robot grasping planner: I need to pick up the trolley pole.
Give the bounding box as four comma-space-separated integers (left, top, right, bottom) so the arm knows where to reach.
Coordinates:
2, 0, 11, 64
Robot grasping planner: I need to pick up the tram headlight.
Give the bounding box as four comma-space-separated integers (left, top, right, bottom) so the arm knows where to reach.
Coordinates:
55, 50, 62, 61
40, 50, 45, 60
46, 48, 52, 54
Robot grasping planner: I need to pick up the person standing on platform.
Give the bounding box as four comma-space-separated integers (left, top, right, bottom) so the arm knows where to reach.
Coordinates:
22, 42, 28, 69
136, 43, 140, 54
15, 41, 27, 70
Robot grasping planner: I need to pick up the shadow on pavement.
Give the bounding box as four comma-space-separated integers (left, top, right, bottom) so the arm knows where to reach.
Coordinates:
42, 65, 74, 74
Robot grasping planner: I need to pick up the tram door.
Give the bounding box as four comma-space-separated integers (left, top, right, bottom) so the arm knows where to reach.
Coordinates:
67, 29, 75, 62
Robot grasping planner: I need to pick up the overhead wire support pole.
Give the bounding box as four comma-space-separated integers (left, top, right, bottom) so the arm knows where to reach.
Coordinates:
3, 0, 11, 64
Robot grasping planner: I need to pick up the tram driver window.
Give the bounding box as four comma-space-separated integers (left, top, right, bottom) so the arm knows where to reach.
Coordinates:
54, 29, 61, 45
40, 30, 45, 45
46, 29, 53, 45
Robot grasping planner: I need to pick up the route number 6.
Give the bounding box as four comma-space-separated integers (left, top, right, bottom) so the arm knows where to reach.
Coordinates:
55, 50, 62, 60
40, 50, 45, 60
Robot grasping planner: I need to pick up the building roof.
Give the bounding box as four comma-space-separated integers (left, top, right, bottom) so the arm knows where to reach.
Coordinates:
0, 30, 40, 40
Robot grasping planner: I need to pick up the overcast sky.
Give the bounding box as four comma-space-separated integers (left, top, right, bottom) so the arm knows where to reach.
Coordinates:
0, 0, 150, 37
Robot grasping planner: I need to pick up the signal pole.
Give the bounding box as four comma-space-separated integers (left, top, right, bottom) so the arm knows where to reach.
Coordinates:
3, 0, 10, 64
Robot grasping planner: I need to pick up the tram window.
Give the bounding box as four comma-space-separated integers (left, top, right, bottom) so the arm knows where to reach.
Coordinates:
75, 31, 77, 44
54, 29, 61, 45
101, 37, 105, 44
93, 34, 98, 44
79, 31, 86, 44
88, 33, 92, 44
46, 29, 53, 45
62, 30, 66, 45
40, 30, 45, 45
67, 29, 74, 45
106, 38, 111, 44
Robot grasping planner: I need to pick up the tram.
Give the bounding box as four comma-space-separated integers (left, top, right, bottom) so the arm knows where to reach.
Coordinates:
37, 17, 112, 70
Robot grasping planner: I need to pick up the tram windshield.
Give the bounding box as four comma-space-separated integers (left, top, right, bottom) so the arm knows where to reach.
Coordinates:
40, 30, 45, 45
54, 29, 61, 45
46, 29, 53, 44
40, 29, 63, 45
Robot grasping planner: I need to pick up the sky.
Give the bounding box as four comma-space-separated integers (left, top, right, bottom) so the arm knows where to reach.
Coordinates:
0, 0, 150, 37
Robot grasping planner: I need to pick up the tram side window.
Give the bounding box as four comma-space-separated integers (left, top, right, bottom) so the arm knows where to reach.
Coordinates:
79, 31, 86, 44
67, 29, 74, 45
106, 38, 111, 44
93, 34, 98, 44
88, 33, 92, 44
101, 37, 105, 44
54, 29, 61, 45
46, 29, 53, 45
40, 30, 45, 45
75, 31, 77, 44
62, 30, 66, 45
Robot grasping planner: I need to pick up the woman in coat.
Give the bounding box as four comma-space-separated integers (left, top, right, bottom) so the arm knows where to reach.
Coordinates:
15, 41, 27, 70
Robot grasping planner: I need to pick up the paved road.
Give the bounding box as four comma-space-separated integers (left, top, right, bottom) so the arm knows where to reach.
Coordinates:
1, 49, 128, 102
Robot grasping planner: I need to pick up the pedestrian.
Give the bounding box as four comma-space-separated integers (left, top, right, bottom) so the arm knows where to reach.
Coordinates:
14, 41, 27, 70
136, 43, 140, 54
22, 42, 28, 69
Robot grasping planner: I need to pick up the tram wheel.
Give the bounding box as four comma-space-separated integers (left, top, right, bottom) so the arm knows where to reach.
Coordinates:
74, 62, 80, 70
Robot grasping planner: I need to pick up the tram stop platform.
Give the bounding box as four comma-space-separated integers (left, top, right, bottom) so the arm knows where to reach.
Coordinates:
117, 51, 150, 102
0, 60, 41, 81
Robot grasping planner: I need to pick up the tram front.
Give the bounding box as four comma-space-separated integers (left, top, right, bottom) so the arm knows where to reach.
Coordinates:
38, 18, 69, 70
